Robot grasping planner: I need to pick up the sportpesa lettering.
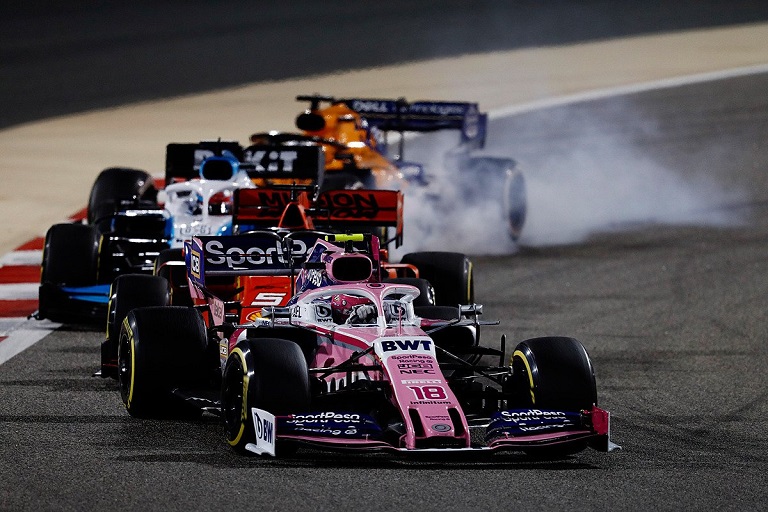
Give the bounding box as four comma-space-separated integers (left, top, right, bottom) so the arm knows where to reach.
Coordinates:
501, 409, 567, 423
289, 412, 362, 423
205, 239, 307, 268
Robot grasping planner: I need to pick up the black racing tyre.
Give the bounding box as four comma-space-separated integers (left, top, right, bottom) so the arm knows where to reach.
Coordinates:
510, 337, 597, 456
38, 223, 100, 321
510, 336, 597, 411
154, 248, 191, 306
102, 275, 170, 379
400, 252, 474, 307
118, 306, 208, 418
503, 168, 527, 242
222, 338, 310, 454
383, 277, 435, 307
40, 223, 100, 286
87, 167, 156, 225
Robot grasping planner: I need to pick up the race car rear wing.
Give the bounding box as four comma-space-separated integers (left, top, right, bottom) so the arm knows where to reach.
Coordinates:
165, 141, 244, 183
298, 95, 487, 150
186, 231, 321, 284
165, 141, 323, 184
233, 188, 404, 246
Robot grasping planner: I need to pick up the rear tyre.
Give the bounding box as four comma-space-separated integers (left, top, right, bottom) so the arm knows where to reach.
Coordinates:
222, 338, 310, 454
400, 252, 474, 306
88, 167, 156, 225
38, 223, 100, 321
511, 336, 597, 456
503, 168, 527, 242
383, 277, 435, 307
118, 306, 208, 418
102, 275, 170, 379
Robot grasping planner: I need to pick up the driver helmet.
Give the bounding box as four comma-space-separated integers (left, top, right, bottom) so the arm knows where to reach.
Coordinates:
330, 294, 373, 324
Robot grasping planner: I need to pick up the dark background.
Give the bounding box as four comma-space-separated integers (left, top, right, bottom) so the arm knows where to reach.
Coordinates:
3, 0, 768, 128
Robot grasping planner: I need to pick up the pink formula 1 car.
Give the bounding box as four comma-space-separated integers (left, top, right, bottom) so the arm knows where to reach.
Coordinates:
117, 234, 617, 457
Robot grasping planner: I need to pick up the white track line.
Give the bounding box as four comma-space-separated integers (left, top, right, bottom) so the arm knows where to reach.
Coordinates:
491, 63, 768, 118
3, 62, 768, 367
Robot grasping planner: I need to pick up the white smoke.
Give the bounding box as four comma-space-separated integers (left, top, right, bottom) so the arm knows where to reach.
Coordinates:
391, 99, 747, 256
391, 132, 519, 258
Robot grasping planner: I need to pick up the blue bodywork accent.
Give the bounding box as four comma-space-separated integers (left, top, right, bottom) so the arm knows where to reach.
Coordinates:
60, 284, 112, 304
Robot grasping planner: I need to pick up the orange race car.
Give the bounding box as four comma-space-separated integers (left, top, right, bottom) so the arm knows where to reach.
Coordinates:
247, 95, 527, 241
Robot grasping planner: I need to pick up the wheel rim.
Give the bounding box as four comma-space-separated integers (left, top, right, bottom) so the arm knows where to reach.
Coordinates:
222, 355, 247, 444
117, 329, 133, 404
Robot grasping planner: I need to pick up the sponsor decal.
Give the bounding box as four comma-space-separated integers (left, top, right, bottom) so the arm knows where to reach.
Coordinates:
205, 238, 307, 268
288, 412, 361, 424
485, 409, 581, 442
279, 411, 382, 439
499, 409, 568, 423
317, 191, 381, 219
380, 339, 433, 353
409, 102, 467, 117
249, 292, 286, 307
190, 250, 201, 279
432, 424, 451, 433
244, 149, 299, 173
251, 408, 276, 456
209, 296, 225, 326
350, 99, 392, 114
218, 338, 229, 369
401, 379, 442, 384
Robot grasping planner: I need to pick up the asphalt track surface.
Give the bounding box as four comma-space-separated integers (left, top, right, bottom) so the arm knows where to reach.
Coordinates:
2, 3, 768, 511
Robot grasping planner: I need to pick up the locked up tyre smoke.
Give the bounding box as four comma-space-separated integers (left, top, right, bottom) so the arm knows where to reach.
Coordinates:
222, 338, 310, 454
118, 306, 208, 418
462, 156, 527, 242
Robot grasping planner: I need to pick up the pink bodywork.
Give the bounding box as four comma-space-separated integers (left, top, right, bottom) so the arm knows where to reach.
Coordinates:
241, 282, 472, 449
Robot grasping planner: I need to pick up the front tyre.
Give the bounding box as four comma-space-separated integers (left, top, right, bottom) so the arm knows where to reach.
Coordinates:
510, 336, 597, 456
510, 336, 597, 411
222, 338, 310, 454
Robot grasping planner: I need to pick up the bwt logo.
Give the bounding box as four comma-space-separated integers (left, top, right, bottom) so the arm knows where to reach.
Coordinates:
381, 339, 433, 352
254, 410, 274, 444
244, 149, 298, 173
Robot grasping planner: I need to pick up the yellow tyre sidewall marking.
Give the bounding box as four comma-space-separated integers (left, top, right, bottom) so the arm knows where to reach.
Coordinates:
122, 317, 136, 409
228, 347, 249, 447
512, 349, 536, 405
